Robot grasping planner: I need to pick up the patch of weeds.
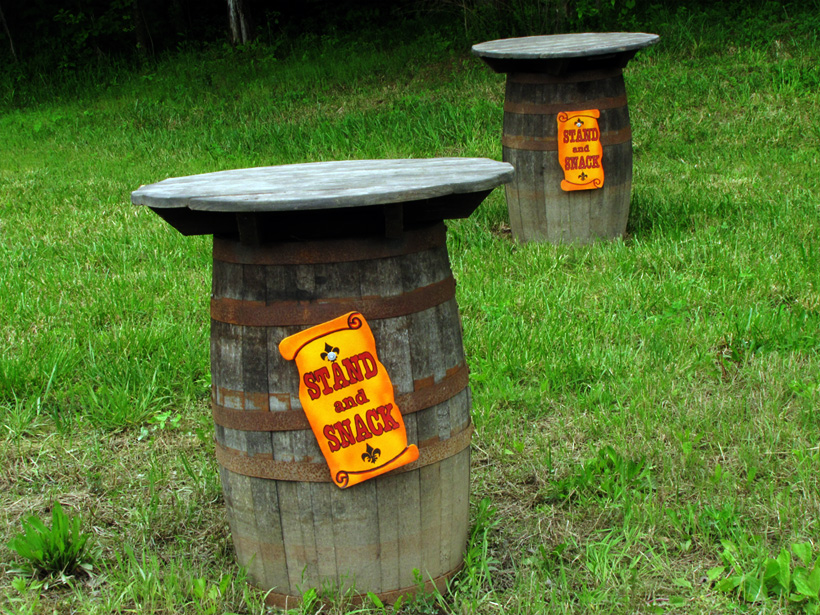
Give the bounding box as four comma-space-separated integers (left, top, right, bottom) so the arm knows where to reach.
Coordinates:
698, 504, 746, 542
1, 394, 50, 440
717, 307, 820, 380
291, 574, 418, 615
3, 577, 43, 614
395, 573, 443, 615
363, 589, 407, 614
7, 502, 95, 584
177, 451, 221, 504
522, 542, 568, 581
85, 364, 171, 431
711, 540, 820, 611
296, 586, 320, 614
665, 502, 746, 549
549, 446, 653, 504
1, 362, 59, 439
111, 544, 166, 610
674, 428, 705, 466
790, 377, 820, 429
446, 497, 500, 611
138, 409, 182, 441
188, 575, 234, 615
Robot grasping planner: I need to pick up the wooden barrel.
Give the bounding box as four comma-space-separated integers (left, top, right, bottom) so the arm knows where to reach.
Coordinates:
502, 66, 633, 243
209, 222, 472, 607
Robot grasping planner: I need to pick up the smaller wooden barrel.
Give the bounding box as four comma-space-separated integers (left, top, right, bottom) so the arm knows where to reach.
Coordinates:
210, 223, 472, 606
502, 66, 633, 243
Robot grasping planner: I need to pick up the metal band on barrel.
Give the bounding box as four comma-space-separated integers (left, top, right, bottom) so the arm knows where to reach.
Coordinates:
262, 563, 463, 608
214, 423, 473, 483
210, 276, 456, 326
213, 223, 446, 265
502, 126, 632, 152
503, 94, 628, 115
212, 364, 469, 432
507, 66, 623, 84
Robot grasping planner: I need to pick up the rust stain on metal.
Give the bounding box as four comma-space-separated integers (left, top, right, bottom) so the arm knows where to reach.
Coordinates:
508, 66, 622, 84
502, 126, 632, 152
213, 223, 446, 265
212, 364, 469, 432
262, 564, 463, 608
504, 94, 627, 115
215, 423, 473, 481
210, 276, 457, 326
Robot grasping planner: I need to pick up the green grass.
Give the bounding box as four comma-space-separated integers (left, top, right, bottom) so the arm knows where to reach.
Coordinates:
2, 5, 820, 614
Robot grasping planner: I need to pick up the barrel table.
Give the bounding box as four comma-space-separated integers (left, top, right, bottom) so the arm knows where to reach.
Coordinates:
472, 32, 659, 244
131, 158, 513, 607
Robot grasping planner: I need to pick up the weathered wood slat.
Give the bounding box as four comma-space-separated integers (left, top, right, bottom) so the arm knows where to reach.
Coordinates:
310, 483, 337, 584
396, 472, 422, 589
449, 447, 471, 570
375, 474, 402, 591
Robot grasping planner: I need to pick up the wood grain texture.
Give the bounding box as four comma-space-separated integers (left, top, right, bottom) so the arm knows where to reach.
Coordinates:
472, 32, 659, 60
501, 70, 634, 243
131, 158, 513, 212
213, 222, 472, 602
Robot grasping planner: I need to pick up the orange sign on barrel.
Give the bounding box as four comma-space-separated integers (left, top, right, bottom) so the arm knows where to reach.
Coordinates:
557, 109, 604, 191
279, 311, 419, 488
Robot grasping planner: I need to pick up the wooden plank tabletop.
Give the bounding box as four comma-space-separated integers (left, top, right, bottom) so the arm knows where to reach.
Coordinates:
472, 32, 659, 60
132, 158, 514, 212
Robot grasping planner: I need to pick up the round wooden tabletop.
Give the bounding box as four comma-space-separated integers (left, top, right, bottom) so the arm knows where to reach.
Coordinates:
132, 158, 514, 240
132, 158, 513, 212
472, 32, 659, 61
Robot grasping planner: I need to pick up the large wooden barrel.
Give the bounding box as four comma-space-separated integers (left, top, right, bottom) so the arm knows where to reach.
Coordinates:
209, 222, 472, 607
502, 66, 633, 243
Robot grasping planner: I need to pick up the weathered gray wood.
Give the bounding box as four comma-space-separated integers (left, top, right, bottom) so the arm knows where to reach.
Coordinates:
250, 475, 289, 590
331, 479, 382, 594
309, 483, 337, 585
211, 225, 474, 605
499, 69, 634, 243
419, 462, 442, 579
131, 158, 514, 212
437, 453, 455, 572
448, 448, 471, 570
375, 473, 402, 590
396, 471, 422, 589
472, 32, 659, 61
474, 32, 657, 244
140, 157, 495, 605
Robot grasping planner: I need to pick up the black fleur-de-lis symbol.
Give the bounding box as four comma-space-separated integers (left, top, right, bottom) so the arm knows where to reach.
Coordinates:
320, 343, 340, 361
574, 119, 584, 127
362, 443, 381, 464
579, 172, 588, 181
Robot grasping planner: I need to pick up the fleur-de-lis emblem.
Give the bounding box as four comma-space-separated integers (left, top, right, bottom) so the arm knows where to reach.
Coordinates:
361, 443, 381, 464
574, 119, 584, 127
321, 343, 339, 361
579, 172, 588, 181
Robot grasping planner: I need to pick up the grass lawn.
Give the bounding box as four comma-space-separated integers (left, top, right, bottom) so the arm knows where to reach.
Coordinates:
1, 4, 819, 614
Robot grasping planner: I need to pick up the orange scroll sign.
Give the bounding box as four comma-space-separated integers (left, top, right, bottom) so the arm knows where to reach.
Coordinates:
278, 312, 419, 489
557, 109, 604, 191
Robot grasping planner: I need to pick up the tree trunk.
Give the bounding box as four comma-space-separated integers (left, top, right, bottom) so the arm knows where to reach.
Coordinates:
226, 0, 252, 45
0, 1, 16, 61
555, 0, 569, 32
133, 0, 152, 59
170, 0, 189, 39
